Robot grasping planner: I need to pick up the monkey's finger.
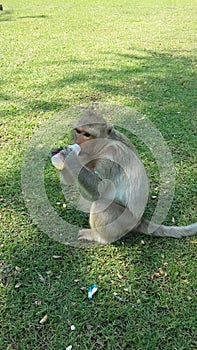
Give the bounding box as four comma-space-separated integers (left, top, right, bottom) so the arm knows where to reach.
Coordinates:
60, 147, 73, 159
51, 147, 63, 157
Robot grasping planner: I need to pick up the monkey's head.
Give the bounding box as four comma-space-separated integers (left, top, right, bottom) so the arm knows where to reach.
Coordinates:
73, 111, 113, 145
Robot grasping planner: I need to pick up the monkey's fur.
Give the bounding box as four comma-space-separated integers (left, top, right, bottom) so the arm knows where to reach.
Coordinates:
58, 110, 197, 244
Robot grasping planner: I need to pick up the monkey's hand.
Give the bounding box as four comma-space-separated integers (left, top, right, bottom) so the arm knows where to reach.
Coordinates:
59, 147, 74, 159
60, 149, 102, 200
51, 147, 63, 157
59, 147, 82, 185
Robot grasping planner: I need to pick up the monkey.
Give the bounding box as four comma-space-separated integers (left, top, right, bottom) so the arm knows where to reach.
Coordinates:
54, 108, 197, 244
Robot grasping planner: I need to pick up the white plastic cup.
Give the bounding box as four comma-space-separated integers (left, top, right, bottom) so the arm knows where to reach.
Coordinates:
51, 144, 81, 170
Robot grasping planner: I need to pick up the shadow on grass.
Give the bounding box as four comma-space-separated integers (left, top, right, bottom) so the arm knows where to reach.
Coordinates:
1, 48, 196, 138
1, 151, 196, 348
2, 48, 196, 115
12, 47, 194, 156
36, 48, 196, 113
0, 10, 14, 21
1, 222, 196, 348
1, 47, 196, 241
1, 47, 196, 247
19, 15, 49, 19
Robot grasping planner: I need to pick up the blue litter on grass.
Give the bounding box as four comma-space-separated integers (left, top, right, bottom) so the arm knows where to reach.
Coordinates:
88, 284, 97, 301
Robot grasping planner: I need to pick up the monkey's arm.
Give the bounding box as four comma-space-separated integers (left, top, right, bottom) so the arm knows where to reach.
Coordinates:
60, 150, 102, 199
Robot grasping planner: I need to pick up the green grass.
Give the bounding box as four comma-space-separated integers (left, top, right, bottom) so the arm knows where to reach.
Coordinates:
0, 0, 197, 349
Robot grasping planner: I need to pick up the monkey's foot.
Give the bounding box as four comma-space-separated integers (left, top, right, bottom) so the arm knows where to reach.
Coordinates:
78, 229, 96, 242
78, 229, 107, 244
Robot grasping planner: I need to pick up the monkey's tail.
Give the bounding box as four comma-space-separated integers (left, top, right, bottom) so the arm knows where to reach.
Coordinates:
136, 218, 197, 238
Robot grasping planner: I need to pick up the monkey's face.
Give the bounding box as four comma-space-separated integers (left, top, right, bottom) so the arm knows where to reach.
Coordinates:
74, 127, 95, 145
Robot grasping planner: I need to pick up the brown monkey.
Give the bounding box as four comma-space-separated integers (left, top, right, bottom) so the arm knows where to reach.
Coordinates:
57, 109, 197, 244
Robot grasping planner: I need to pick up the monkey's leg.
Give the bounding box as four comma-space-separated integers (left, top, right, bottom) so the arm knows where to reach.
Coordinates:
78, 199, 140, 244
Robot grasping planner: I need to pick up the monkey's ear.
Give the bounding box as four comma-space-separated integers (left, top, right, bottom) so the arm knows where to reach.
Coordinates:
107, 123, 113, 135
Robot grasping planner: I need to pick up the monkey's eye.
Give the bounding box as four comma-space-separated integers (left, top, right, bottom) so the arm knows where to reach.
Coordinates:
81, 131, 91, 137
75, 129, 91, 138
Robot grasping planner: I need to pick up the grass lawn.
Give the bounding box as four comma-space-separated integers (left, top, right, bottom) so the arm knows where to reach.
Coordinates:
0, 0, 197, 349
